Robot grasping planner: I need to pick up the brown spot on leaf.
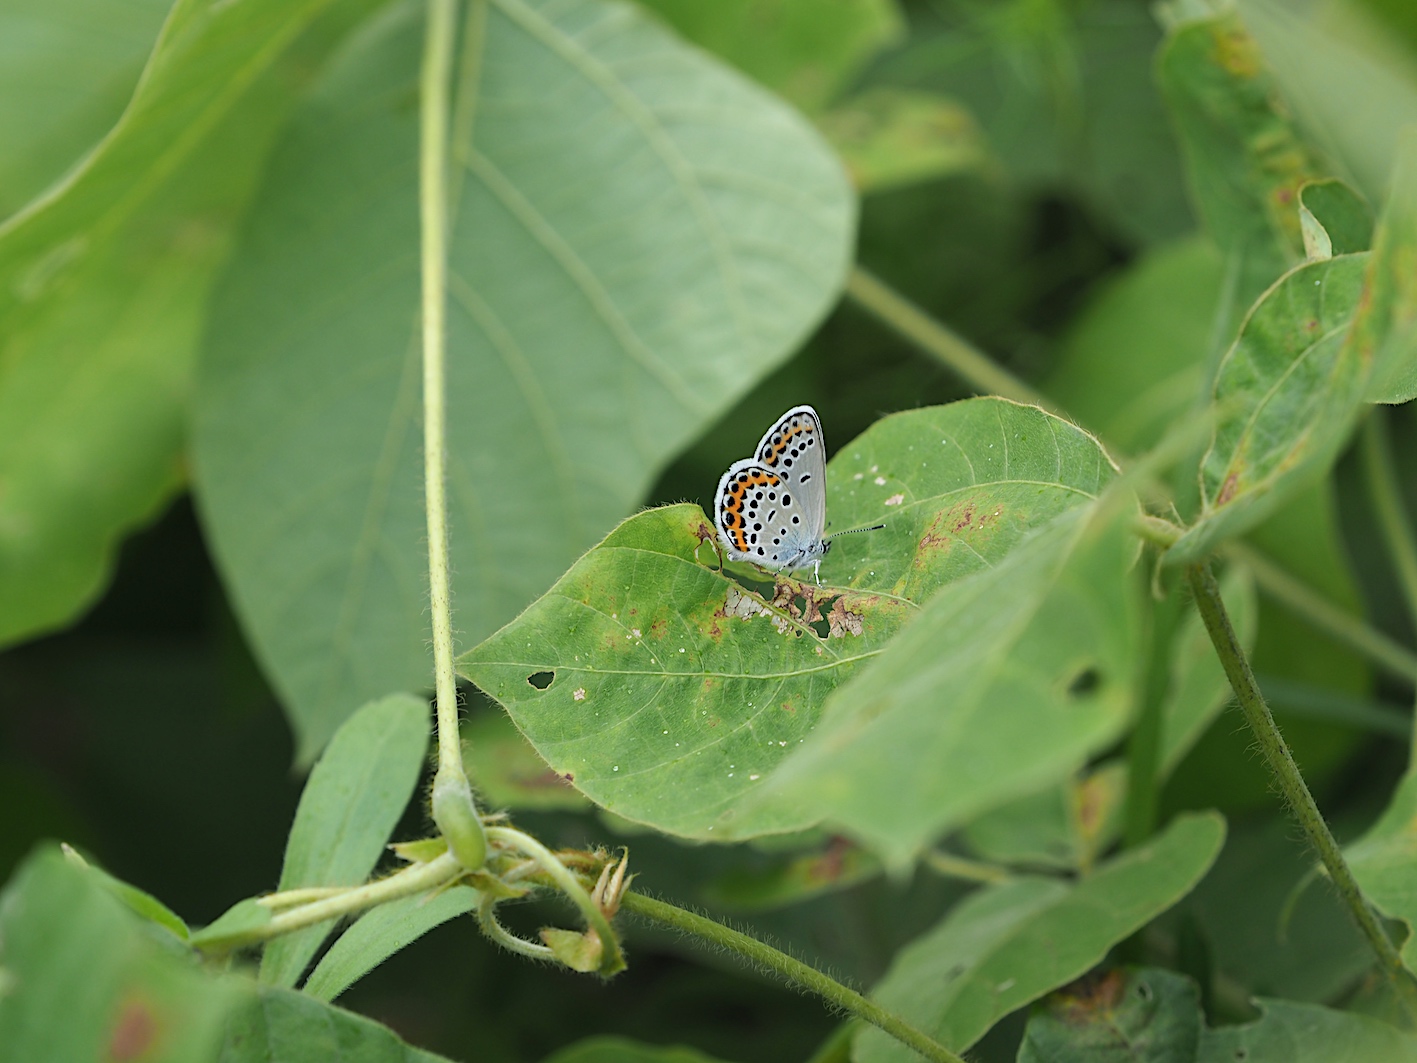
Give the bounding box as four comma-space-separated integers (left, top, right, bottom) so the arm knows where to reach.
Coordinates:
1048, 969, 1127, 1021
1215, 471, 1241, 506
827, 598, 864, 637
108, 996, 161, 1062
805, 836, 852, 883
781, 702, 797, 714
648, 618, 667, 639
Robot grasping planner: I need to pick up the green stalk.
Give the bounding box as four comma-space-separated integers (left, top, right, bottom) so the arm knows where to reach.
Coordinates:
844, 267, 1054, 411
1124, 586, 1182, 846
1187, 561, 1417, 1020
1360, 410, 1417, 752
1227, 541, 1417, 683
621, 891, 967, 1063
421, 0, 486, 870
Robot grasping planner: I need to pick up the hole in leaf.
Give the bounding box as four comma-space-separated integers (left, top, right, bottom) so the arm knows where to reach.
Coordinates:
1135, 979, 1152, 1001
527, 671, 554, 689
1067, 666, 1101, 698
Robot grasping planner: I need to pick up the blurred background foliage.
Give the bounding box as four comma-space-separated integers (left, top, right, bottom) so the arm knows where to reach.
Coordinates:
3, 0, 1417, 1059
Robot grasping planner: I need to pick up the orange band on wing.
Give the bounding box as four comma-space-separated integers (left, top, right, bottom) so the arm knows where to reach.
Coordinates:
721, 469, 780, 552
760, 419, 816, 466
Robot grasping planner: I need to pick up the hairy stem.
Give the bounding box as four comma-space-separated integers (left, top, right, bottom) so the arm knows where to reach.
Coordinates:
621, 891, 967, 1063
421, 0, 486, 869
1226, 542, 1417, 683
1187, 561, 1417, 1018
844, 267, 1053, 411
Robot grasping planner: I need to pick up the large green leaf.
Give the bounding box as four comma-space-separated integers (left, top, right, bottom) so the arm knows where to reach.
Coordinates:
260, 693, 430, 988
1347, 764, 1417, 969
819, 87, 991, 194
461, 399, 1115, 844
853, 812, 1225, 1060
1017, 968, 1202, 1063
1167, 254, 1370, 564
194, 0, 855, 760
1196, 998, 1417, 1062
1238, 0, 1417, 205
303, 885, 480, 1003
0, 0, 360, 649
219, 985, 454, 1063
1156, 11, 1320, 305
0, 0, 171, 220
0, 847, 240, 1063
635, 0, 902, 114
1358, 132, 1417, 404
750, 502, 1139, 865
1299, 179, 1375, 258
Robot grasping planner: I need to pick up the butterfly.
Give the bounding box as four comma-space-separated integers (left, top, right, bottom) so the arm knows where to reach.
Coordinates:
713, 405, 879, 583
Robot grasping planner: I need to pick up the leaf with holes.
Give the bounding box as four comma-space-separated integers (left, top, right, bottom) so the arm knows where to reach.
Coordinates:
853, 812, 1225, 1061
1167, 254, 1370, 564
746, 501, 1141, 864
193, 0, 855, 760
459, 399, 1116, 842
1017, 968, 1202, 1063
1196, 998, 1417, 1062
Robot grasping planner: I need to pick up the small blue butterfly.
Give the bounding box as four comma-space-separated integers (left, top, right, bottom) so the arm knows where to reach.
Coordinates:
714, 405, 880, 583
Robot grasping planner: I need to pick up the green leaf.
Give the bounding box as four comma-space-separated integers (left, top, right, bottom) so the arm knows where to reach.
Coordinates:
1347, 764, 1417, 969
700, 837, 882, 911
260, 693, 430, 988
750, 503, 1139, 865
1017, 968, 1202, 1063
0, 0, 171, 220
1299, 180, 1375, 258
219, 984, 454, 1062
60, 843, 190, 941
1238, 0, 1417, 205
543, 1036, 735, 1063
1046, 236, 1227, 456
1196, 998, 1417, 1062
634, 0, 903, 113
1156, 12, 1320, 303
853, 812, 1225, 1060
302, 886, 480, 1003
463, 709, 588, 812
193, 0, 855, 761
1359, 131, 1417, 404
818, 87, 992, 194
460, 399, 1116, 844
0, 847, 241, 1062
0, 0, 359, 648
1167, 254, 1370, 565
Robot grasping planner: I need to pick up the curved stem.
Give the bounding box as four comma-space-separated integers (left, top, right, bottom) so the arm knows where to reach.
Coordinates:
1187, 561, 1417, 1021
1225, 541, 1417, 683
620, 891, 966, 1063
421, 0, 486, 869
922, 850, 1012, 885
478, 892, 557, 961
484, 826, 624, 973
844, 267, 1054, 412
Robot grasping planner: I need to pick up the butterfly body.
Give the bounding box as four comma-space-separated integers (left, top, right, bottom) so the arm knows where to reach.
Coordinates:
714, 405, 830, 577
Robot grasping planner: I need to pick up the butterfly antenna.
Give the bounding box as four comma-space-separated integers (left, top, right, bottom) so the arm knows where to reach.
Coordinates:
825, 523, 885, 542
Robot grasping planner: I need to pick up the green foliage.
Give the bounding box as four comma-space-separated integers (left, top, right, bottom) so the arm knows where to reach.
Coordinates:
193, 0, 855, 760
854, 813, 1224, 1059
260, 693, 430, 987
8, 0, 1417, 1060
0, 848, 239, 1062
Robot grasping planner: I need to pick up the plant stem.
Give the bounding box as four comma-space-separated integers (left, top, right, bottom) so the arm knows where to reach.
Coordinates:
1226, 542, 1417, 683
421, 0, 486, 869
1124, 587, 1182, 847
1187, 561, 1417, 1019
844, 267, 1054, 411
620, 891, 967, 1063
1360, 409, 1417, 755
485, 826, 625, 974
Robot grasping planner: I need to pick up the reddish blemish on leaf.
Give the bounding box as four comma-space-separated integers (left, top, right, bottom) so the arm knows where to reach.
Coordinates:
107, 996, 162, 1062
648, 618, 667, 639
514, 768, 580, 791
1048, 968, 1128, 1021
1215, 471, 1241, 506
805, 836, 852, 883
781, 701, 797, 714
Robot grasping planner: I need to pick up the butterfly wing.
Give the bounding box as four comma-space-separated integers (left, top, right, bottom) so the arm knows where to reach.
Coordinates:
715, 459, 788, 564
754, 405, 826, 545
